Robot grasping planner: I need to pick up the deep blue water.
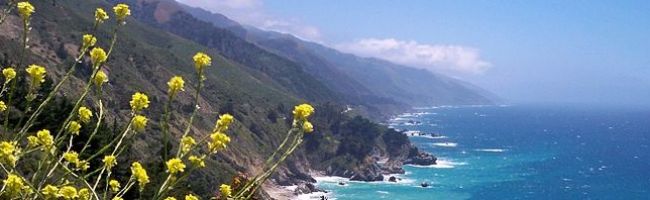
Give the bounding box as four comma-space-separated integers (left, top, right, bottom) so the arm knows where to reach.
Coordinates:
314, 105, 650, 200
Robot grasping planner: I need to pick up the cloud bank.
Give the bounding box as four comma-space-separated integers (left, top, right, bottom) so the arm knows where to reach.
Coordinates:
336, 38, 491, 74
177, 0, 323, 41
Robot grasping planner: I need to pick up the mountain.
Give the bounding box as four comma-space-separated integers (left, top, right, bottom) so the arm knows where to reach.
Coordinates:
181, 4, 498, 110
0, 0, 435, 198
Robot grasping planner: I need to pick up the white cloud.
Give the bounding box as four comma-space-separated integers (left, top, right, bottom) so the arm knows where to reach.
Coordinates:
335, 38, 491, 74
176, 0, 322, 41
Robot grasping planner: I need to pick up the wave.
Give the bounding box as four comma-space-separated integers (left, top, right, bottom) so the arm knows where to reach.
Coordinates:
432, 142, 458, 147
407, 159, 467, 169
474, 148, 507, 152
295, 191, 333, 200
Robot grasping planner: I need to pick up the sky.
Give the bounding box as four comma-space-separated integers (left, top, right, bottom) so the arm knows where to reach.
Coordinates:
177, 0, 650, 106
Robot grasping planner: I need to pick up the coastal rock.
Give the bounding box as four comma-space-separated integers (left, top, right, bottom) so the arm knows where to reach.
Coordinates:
293, 183, 326, 195
388, 176, 397, 182
404, 146, 437, 166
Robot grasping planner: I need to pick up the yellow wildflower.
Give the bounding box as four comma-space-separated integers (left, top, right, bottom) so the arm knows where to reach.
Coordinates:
303, 121, 314, 133
26, 64, 47, 85
42, 184, 59, 198
130, 92, 150, 111
293, 104, 314, 121
82, 34, 97, 48
2, 67, 16, 82
17, 2, 35, 19
94, 71, 109, 87
167, 76, 185, 95
164, 197, 177, 200
214, 113, 234, 132
113, 197, 124, 200
0, 101, 6, 112
76, 160, 90, 171
109, 179, 120, 192
3, 174, 27, 196
103, 155, 117, 170
220, 184, 232, 197
180, 136, 196, 154
113, 4, 131, 21
27, 136, 38, 147
131, 162, 150, 188
165, 158, 186, 174
67, 121, 82, 135
192, 52, 211, 71
0, 141, 18, 167
63, 151, 80, 164
36, 129, 54, 148
79, 188, 91, 200
208, 132, 230, 153
132, 115, 148, 132
59, 186, 78, 200
78, 106, 93, 123
90, 47, 107, 66
185, 194, 199, 200
188, 155, 205, 168
95, 8, 109, 23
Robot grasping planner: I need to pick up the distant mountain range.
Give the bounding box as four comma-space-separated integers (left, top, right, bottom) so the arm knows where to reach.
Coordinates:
182, 4, 498, 109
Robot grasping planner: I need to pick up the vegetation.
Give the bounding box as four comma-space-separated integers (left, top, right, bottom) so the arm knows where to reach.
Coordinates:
0, 1, 316, 199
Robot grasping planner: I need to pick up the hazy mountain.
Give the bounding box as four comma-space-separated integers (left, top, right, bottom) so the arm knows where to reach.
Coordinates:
181, 4, 498, 108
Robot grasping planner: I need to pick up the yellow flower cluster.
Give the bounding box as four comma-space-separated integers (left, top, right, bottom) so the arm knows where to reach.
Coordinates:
131, 162, 150, 189
78, 106, 93, 123
3, 174, 30, 196
188, 155, 205, 168
293, 104, 314, 121
303, 121, 314, 133
94, 71, 109, 87
180, 136, 196, 154
82, 34, 97, 48
130, 92, 150, 111
185, 194, 199, 200
165, 158, 186, 174
67, 121, 82, 135
103, 155, 117, 170
164, 197, 177, 200
95, 8, 109, 23
27, 129, 54, 149
167, 76, 185, 95
214, 113, 234, 132
193, 52, 212, 71
109, 179, 121, 192
0, 101, 6, 112
90, 47, 107, 66
220, 184, 232, 197
2, 67, 16, 82
17, 1, 35, 19
293, 104, 315, 133
59, 186, 78, 199
0, 141, 19, 167
42, 184, 59, 198
63, 151, 89, 171
133, 115, 148, 132
26, 64, 46, 85
113, 4, 131, 21
208, 132, 230, 153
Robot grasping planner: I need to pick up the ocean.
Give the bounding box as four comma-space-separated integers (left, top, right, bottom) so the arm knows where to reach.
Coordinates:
307, 105, 650, 200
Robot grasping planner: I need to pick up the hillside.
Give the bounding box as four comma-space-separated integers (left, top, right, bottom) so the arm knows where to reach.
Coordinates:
181, 4, 497, 110
0, 0, 434, 199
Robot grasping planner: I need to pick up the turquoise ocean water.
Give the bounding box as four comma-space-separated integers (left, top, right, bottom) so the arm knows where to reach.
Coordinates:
312, 105, 650, 200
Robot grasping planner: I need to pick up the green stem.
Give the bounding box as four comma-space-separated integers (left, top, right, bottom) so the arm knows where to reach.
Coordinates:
176, 70, 204, 157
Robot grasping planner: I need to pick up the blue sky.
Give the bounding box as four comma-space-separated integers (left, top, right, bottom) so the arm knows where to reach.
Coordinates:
179, 0, 650, 106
